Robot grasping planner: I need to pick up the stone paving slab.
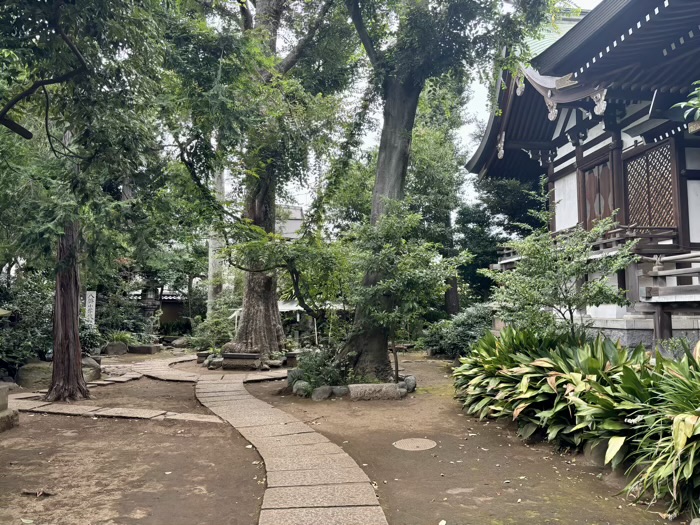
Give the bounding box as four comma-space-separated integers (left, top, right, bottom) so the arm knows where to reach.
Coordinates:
266, 467, 370, 487
9, 399, 51, 411
255, 432, 329, 448
218, 411, 299, 428
164, 413, 223, 423
245, 372, 287, 383
259, 507, 389, 525
92, 407, 166, 419
30, 403, 102, 416
256, 442, 345, 459
196, 381, 246, 387
196, 388, 249, 395
264, 453, 359, 472
87, 380, 113, 386
103, 376, 134, 383
8, 392, 43, 400
236, 422, 317, 439
262, 483, 378, 509
195, 391, 250, 398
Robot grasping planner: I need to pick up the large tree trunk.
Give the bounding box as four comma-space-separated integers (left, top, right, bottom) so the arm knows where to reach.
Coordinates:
46, 220, 89, 402
207, 169, 225, 317
445, 276, 460, 315
228, 168, 284, 358
344, 77, 423, 380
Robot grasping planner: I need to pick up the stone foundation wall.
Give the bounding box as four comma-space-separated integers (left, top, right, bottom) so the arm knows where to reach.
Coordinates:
590, 316, 700, 350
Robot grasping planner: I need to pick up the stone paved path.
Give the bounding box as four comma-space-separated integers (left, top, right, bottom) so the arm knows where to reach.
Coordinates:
11, 355, 389, 525
195, 375, 389, 525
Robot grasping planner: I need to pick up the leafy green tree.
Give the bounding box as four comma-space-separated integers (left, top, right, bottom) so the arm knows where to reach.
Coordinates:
454, 203, 506, 299
1, 0, 165, 400
343, 0, 565, 376
348, 201, 468, 377
215, 0, 359, 359
481, 196, 637, 336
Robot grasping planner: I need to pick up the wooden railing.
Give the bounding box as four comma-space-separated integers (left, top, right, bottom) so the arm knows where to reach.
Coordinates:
640, 252, 700, 302
495, 225, 682, 269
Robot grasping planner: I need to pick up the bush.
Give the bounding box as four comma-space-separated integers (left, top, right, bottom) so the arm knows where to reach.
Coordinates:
0, 273, 54, 373
108, 331, 136, 345
79, 322, 103, 355
189, 288, 241, 352
96, 291, 147, 334
422, 304, 492, 358
454, 328, 700, 518
297, 347, 357, 389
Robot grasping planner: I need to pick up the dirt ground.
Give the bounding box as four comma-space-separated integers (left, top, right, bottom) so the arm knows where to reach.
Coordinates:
79, 378, 210, 414
0, 415, 263, 525
247, 355, 674, 525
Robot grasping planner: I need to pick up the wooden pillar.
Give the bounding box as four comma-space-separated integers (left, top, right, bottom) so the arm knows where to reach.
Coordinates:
653, 304, 672, 342
575, 144, 586, 227
610, 128, 627, 225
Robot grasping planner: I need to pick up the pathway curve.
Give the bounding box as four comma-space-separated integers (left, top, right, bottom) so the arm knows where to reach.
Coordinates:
114, 356, 390, 525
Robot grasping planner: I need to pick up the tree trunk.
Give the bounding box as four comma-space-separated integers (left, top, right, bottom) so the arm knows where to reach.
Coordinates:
207, 169, 225, 317
228, 168, 284, 358
345, 77, 423, 380
445, 277, 460, 315
46, 220, 89, 402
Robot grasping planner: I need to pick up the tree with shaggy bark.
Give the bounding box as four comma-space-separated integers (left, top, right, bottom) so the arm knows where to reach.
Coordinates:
223, 0, 358, 358
343, 0, 566, 378
1, 0, 164, 400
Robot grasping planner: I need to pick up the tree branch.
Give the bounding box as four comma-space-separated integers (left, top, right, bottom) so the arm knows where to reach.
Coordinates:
345, 0, 380, 69
0, 13, 88, 132
275, 0, 335, 75
174, 138, 241, 223
238, 0, 254, 30
287, 260, 322, 319
0, 68, 85, 124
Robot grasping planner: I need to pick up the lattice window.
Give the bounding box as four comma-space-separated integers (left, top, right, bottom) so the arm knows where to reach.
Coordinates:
624, 143, 675, 227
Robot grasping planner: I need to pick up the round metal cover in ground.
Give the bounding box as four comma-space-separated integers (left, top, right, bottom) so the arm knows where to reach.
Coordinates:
392, 438, 437, 451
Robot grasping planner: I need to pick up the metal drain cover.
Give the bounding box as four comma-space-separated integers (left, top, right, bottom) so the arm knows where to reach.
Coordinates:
392, 438, 437, 451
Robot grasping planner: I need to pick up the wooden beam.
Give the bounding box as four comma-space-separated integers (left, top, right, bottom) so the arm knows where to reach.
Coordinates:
653, 304, 673, 341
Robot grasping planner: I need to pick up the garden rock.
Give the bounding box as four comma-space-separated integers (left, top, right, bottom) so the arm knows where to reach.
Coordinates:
404, 375, 417, 393
127, 344, 163, 355
171, 337, 189, 348
202, 354, 214, 367
690, 519, 700, 525
17, 357, 101, 389
16, 361, 53, 389
287, 368, 303, 386
349, 383, 407, 401
292, 380, 311, 397
266, 360, 283, 368
102, 342, 127, 356
81, 356, 101, 382
332, 385, 350, 397
311, 385, 333, 401
208, 357, 223, 370
398, 381, 407, 390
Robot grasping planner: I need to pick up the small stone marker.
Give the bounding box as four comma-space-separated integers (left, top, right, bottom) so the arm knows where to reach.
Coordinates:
85, 291, 96, 326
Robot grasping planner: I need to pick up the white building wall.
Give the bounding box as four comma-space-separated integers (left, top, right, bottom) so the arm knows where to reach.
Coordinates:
688, 180, 700, 244
554, 172, 579, 230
